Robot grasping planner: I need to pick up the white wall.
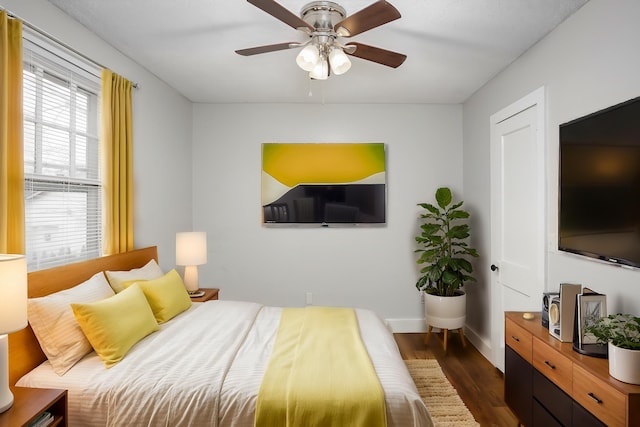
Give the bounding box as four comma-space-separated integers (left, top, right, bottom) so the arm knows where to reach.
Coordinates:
192, 103, 463, 329
1, 0, 193, 269
463, 0, 640, 354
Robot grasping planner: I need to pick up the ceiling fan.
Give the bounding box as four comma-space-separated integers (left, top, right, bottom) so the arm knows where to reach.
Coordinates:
236, 0, 407, 80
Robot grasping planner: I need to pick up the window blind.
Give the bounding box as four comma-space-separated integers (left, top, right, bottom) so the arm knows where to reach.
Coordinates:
23, 32, 102, 271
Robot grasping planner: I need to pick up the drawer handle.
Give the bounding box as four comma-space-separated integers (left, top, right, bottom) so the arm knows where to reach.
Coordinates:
544, 360, 556, 369
511, 335, 520, 343
588, 392, 603, 404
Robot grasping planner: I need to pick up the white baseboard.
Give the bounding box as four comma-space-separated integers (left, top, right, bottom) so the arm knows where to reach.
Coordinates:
463, 324, 496, 369
385, 318, 427, 333
385, 318, 450, 334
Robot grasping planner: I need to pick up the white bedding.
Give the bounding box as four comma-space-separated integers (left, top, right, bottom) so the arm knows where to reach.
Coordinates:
18, 301, 432, 427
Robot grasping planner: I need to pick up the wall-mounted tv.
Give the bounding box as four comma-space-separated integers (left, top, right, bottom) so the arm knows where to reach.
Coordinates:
559, 96, 640, 268
261, 143, 386, 226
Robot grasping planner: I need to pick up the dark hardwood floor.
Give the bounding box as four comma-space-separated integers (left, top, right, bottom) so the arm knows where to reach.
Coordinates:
394, 331, 518, 427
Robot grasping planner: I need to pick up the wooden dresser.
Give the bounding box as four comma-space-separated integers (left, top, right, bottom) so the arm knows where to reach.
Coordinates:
505, 311, 640, 427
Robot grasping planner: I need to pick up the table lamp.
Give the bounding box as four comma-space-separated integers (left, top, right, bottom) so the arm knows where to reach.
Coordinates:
0, 254, 27, 413
176, 232, 207, 295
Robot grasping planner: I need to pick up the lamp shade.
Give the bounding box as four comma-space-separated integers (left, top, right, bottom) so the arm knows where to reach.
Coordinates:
309, 59, 329, 80
176, 232, 207, 266
329, 47, 351, 75
296, 44, 320, 72
0, 255, 27, 334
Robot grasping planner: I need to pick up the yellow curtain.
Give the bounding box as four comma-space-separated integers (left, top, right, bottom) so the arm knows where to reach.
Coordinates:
101, 69, 134, 255
0, 11, 24, 254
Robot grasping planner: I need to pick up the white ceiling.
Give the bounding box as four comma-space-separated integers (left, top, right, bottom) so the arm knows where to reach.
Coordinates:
49, 0, 589, 104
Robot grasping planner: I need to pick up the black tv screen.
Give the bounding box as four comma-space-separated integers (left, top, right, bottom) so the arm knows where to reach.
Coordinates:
261, 143, 386, 226
559, 96, 640, 268
263, 184, 386, 224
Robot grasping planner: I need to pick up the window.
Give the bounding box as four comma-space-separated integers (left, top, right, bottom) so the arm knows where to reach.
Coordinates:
22, 34, 102, 271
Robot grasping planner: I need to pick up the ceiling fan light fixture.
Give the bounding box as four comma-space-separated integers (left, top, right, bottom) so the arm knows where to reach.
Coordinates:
296, 44, 320, 71
328, 46, 351, 75
237, 0, 406, 78
309, 58, 329, 80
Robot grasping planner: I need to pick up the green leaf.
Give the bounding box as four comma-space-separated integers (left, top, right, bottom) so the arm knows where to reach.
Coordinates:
420, 223, 441, 235
435, 187, 452, 209
449, 201, 464, 210
455, 258, 473, 273
449, 225, 470, 239
442, 270, 459, 286
418, 250, 438, 264
437, 257, 450, 268
425, 235, 444, 245
448, 209, 470, 219
466, 248, 480, 257
418, 203, 440, 215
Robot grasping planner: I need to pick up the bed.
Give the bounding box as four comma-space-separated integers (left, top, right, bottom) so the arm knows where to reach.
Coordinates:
9, 247, 432, 426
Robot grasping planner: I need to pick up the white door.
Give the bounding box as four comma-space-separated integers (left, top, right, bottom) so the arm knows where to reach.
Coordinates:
490, 88, 546, 372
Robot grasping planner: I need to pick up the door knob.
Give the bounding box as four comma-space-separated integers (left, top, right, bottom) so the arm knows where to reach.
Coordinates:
490, 264, 499, 272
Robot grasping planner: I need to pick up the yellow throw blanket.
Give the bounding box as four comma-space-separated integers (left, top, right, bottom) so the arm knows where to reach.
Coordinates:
255, 307, 386, 427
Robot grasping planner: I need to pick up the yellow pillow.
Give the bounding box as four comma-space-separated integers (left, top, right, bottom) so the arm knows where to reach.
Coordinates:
71, 284, 159, 368
124, 269, 192, 323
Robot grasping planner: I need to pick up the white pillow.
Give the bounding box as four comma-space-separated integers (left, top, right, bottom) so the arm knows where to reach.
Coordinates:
27, 272, 115, 375
105, 259, 164, 293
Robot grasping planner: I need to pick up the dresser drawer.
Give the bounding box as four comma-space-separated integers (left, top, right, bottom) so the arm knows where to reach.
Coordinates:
573, 364, 626, 427
505, 317, 533, 363
505, 346, 533, 426
532, 337, 572, 395
573, 401, 606, 427
533, 369, 572, 427
533, 399, 563, 427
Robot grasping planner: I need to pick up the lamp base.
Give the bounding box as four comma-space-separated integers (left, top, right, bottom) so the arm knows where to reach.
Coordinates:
0, 394, 13, 414
183, 265, 200, 294
0, 334, 14, 413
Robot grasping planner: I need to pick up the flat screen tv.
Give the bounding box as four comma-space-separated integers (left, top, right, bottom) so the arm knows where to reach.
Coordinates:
559, 96, 640, 268
261, 143, 386, 225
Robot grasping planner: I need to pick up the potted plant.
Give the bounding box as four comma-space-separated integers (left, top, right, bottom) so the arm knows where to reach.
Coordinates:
414, 187, 479, 331
585, 313, 640, 384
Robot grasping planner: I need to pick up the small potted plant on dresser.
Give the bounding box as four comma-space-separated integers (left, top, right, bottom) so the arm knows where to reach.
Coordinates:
414, 187, 479, 338
585, 313, 640, 384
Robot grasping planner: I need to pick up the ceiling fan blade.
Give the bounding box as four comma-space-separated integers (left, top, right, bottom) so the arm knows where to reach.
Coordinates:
236, 42, 300, 56
345, 42, 406, 68
247, 0, 314, 32
334, 0, 401, 37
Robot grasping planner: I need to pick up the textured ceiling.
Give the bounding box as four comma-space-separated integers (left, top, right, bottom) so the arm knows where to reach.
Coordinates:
49, 0, 589, 103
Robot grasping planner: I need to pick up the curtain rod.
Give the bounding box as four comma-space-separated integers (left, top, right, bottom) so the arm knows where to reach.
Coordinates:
2, 7, 139, 89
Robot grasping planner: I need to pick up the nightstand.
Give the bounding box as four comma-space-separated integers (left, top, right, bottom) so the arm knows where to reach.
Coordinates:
190, 288, 219, 302
0, 387, 67, 427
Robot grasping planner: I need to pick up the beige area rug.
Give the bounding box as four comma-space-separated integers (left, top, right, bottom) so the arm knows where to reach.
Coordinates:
405, 359, 480, 427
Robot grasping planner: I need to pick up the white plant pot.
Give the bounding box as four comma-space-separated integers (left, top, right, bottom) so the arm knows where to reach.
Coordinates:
608, 341, 640, 385
424, 291, 466, 330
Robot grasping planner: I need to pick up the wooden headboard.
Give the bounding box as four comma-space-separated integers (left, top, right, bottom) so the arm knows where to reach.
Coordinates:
8, 246, 158, 386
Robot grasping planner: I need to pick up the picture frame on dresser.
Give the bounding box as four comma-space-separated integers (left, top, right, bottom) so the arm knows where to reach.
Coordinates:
573, 291, 608, 358
578, 293, 607, 345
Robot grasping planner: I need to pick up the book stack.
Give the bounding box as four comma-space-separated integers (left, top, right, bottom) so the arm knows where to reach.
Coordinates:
28, 411, 54, 427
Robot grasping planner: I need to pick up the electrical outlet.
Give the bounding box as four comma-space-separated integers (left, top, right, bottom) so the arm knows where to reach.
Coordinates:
306, 292, 312, 305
